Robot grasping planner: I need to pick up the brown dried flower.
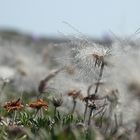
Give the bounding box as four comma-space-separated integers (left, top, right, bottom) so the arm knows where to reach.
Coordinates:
3, 98, 23, 112
68, 90, 83, 100
28, 99, 48, 110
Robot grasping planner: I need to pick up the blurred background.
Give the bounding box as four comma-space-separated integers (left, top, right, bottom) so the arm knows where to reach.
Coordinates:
0, 0, 140, 37
0, 0, 140, 93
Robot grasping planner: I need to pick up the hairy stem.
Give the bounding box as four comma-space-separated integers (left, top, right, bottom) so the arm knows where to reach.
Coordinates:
88, 108, 93, 125
54, 107, 57, 118
84, 85, 93, 122
71, 99, 76, 114
34, 109, 39, 118
94, 62, 105, 95
13, 111, 17, 123
84, 102, 88, 122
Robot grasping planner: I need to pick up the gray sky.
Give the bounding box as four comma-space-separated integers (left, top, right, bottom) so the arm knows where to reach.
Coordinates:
0, 0, 140, 37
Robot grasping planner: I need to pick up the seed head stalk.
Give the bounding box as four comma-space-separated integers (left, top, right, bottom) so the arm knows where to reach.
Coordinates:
94, 62, 105, 95
84, 104, 88, 122
88, 107, 94, 125
88, 62, 105, 125
71, 98, 77, 114
54, 106, 57, 118
84, 85, 92, 122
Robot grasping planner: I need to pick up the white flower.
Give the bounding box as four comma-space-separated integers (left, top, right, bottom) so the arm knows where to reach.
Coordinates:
69, 41, 111, 81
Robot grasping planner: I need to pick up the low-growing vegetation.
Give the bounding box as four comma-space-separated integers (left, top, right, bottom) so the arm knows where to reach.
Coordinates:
0, 34, 140, 140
